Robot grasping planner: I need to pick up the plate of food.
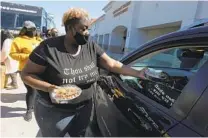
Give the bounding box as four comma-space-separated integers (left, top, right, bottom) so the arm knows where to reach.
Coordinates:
49, 84, 82, 104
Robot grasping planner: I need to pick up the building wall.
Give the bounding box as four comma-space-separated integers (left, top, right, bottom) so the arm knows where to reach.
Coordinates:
195, 1, 208, 19
103, 34, 110, 50
109, 31, 126, 53
146, 26, 180, 40
95, 1, 133, 35
136, 1, 198, 28
92, 1, 208, 35
125, 1, 142, 52
90, 1, 208, 58
98, 35, 104, 46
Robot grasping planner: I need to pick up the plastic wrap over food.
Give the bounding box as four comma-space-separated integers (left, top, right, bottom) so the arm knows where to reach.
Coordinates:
49, 84, 82, 104
145, 68, 163, 79
144, 68, 170, 81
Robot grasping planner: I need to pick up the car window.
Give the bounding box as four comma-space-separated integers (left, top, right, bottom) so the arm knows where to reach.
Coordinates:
131, 48, 208, 71
120, 46, 208, 108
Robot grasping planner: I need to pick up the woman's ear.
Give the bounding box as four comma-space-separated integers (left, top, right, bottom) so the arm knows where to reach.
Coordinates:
69, 26, 76, 36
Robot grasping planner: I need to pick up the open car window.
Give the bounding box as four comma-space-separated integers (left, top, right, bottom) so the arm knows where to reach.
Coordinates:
120, 46, 208, 108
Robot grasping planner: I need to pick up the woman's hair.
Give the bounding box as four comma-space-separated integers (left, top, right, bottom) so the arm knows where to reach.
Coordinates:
62, 8, 89, 32
1, 30, 13, 50
18, 27, 27, 36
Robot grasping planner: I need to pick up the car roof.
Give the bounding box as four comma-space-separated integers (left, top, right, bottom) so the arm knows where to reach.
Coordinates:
121, 26, 208, 62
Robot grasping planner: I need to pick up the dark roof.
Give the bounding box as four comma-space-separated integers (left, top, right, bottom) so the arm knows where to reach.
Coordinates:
1, 1, 43, 9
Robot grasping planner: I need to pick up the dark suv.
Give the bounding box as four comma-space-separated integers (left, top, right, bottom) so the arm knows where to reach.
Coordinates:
96, 26, 208, 137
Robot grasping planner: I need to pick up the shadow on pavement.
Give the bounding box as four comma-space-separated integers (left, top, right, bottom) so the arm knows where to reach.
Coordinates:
1, 106, 26, 118
36, 129, 42, 137
0, 93, 26, 103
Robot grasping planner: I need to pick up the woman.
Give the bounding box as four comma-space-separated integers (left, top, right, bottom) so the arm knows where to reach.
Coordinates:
10, 21, 41, 122
21, 8, 146, 137
1, 30, 19, 89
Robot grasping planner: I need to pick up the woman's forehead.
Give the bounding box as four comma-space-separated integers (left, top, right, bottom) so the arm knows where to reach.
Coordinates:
78, 18, 90, 27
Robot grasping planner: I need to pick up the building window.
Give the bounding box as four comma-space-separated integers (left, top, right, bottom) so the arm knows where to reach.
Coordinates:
1, 12, 15, 29
16, 14, 41, 28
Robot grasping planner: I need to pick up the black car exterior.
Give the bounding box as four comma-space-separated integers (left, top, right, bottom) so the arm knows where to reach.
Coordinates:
95, 26, 208, 137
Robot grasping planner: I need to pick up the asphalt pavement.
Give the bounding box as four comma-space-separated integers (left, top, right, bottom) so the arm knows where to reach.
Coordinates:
1, 74, 41, 137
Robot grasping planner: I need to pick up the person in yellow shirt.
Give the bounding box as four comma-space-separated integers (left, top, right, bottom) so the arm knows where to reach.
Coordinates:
10, 21, 40, 122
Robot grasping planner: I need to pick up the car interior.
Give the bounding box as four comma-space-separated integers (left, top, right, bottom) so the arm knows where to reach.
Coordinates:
119, 47, 208, 108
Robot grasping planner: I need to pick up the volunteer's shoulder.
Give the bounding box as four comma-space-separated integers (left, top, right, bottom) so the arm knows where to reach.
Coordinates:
12, 36, 20, 42
12, 36, 25, 44
10, 37, 20, 47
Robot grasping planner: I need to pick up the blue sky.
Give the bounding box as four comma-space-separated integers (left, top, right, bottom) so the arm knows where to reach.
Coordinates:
11, 1, 108, 33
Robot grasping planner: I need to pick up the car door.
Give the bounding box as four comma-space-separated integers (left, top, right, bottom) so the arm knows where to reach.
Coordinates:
166, 60, 208, 137
95, 32, 208, 137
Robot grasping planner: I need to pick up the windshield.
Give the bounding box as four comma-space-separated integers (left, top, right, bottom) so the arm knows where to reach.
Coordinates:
1, 12, 16, 29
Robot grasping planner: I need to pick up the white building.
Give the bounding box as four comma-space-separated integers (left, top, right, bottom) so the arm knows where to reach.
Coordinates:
90, 1, 208, 59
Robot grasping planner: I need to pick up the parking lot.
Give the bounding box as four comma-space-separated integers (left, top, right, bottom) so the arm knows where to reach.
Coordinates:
1, 74, 41, 137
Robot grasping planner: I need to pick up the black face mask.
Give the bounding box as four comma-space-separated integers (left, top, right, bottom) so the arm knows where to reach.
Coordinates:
74, 32, 89, 45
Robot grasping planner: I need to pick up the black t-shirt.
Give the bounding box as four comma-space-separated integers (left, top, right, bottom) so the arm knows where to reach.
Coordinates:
29, 36, 104, 108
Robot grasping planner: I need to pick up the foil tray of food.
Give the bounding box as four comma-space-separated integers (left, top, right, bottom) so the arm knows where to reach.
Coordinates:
50, 84, 82, 104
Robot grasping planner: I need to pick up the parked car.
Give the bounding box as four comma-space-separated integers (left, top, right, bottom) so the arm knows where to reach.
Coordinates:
96, 26, 208, 137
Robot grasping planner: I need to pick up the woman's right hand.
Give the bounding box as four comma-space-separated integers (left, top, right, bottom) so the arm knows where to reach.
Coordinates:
46, 84, 59, 93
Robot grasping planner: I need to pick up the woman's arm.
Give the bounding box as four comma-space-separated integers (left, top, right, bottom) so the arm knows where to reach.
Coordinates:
99, 53, 146, 78
21, 59, 56, 92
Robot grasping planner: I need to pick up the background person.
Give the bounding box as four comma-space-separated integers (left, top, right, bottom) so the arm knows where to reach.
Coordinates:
10, 21, 41, 122
50, 28, 59, 37
1, 30, 19, 89
46, 29, 52, 38
36, 30, 43, 42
